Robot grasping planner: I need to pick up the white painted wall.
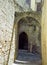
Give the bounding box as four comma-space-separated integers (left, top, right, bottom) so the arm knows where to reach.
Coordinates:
30, 0, 37, 11
36, 0, 41, 3
15, 0, 41, 11
16, 0, 29, 10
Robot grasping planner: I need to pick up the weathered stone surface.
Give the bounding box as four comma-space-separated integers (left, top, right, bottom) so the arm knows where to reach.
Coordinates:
0, 0, 15, 65
0, 0, 42, 65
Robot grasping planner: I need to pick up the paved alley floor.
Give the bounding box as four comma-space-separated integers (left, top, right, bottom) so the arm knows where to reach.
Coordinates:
14, 50, 41, 65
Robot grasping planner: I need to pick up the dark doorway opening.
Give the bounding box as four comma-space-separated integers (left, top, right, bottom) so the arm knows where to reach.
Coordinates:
19, 32, 28, 50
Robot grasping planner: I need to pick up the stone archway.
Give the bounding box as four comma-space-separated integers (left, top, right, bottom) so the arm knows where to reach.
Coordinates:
17, 16, 41, 53
13, 12, 41, 63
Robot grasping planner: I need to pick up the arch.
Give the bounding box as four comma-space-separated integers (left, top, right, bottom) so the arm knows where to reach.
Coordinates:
13, 12, 41, 62
15, 12, 41, 25
18, 16, 41, 51
19, 32, 28, 50
17, 16, 41, 28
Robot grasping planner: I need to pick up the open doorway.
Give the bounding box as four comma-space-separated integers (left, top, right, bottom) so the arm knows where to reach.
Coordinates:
19, 32, 28, 50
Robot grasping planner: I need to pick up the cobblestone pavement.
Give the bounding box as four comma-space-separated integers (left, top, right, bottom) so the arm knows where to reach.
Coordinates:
14, 50, 41, 65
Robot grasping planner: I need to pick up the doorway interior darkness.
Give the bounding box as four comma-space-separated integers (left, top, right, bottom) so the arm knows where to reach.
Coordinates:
18, 32, 28, 50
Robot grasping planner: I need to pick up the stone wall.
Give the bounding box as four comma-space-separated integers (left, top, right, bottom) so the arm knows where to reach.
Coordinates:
18, 17, 41, 53
0, 0, 42, 65
14, 12, 41, 57
0, 0, 15, 65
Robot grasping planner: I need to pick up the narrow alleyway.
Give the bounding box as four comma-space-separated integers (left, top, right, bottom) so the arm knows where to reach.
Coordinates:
14, 50, 41, 65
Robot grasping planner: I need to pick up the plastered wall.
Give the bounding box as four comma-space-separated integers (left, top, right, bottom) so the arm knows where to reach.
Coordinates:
0, 0, 15, 65
41, 0, 47, 65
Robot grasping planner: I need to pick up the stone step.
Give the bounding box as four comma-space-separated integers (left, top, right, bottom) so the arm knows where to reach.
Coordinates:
13, 60, 41, 65
13, 63, 41, 65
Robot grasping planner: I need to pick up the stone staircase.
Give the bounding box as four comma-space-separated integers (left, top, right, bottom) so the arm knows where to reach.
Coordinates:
13, 50, 41, 65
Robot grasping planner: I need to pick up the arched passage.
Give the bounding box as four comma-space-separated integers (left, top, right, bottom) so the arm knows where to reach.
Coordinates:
14, 13, 41, 64
19, 32, 28, 50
